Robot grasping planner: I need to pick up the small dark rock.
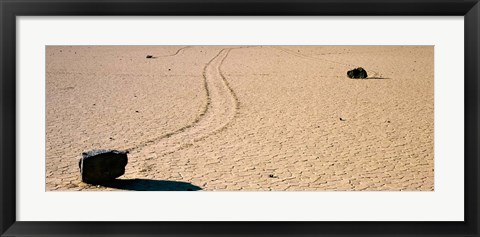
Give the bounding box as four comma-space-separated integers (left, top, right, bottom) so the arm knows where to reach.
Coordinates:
340, 118, 346, 121
347, 67, 368, 79
135, 110, 139, 113
146, 55, 153, 58
168, 69, 171, 71
79, 149, 128, 184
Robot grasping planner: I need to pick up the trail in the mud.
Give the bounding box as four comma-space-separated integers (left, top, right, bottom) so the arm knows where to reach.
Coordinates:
272, 46, 384, 77
130, 48, 239, 159
158, 46, 191, 57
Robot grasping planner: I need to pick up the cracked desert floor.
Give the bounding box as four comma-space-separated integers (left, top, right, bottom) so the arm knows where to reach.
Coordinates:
46, 46, 434, 191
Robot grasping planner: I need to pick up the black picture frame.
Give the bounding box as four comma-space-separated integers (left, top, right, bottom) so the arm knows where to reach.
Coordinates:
1, 0, 479, 236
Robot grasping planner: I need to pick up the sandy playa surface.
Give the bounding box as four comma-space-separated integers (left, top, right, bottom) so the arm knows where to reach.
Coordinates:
46, 46, 434, 191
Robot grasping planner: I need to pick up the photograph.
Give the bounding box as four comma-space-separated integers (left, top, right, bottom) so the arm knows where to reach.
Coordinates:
46, 45, 434, 191
2, 0, 478, 235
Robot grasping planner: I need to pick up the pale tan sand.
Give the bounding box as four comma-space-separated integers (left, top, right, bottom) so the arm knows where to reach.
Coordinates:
46, 46, 434, 191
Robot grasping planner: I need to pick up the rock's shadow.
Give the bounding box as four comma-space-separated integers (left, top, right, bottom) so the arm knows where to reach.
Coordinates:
101, 179, 202, 191
365, 77, 391, 80
349, 77, 390, 80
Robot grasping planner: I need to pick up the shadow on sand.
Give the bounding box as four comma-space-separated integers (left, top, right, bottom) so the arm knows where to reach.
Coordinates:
365, 77, 391, 80
101, 179, 202, 191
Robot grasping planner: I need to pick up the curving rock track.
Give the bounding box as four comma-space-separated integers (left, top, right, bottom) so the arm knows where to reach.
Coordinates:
272, 46, 384, 78
128, 48, 240, 165
158, 46, 191, 57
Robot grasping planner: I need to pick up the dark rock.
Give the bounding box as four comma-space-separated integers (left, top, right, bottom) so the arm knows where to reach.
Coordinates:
79, 149, 128, 184
347, 67, 368, 79
146, 55, 153, 58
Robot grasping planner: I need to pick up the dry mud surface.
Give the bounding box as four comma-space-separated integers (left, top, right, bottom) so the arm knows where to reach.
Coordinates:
46, 46, 434, 191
